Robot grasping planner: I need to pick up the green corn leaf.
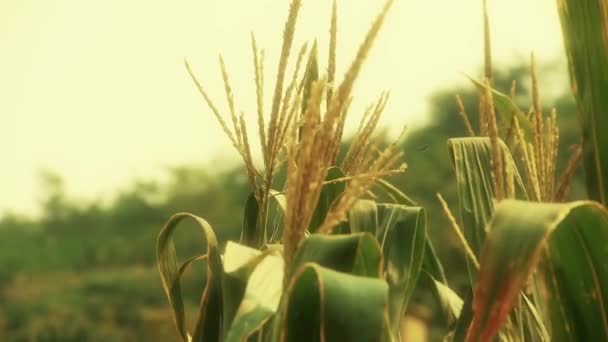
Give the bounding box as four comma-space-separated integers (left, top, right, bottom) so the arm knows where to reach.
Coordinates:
466, 76, 534, 136
347, 199, 428, 337
449, 137, 496, 257
451, 289, 474, 342
376, 179, 418, 206
521, 293, 550, 342
357, 187, 445, 284
268, 190, 288, 242
241, 190, 287, 247
265, 233, 384, 342
281, 263, 389, 342
225, 247, 284, 342
221, 242, 280, 338
448, 137, 527, 257
178, 255, 208, 280
290, 232, 382, 279
540, 203, 608, 341
220, 275, 245, 340
348, 199, 378, 235
241, 193, 260, 247
309, 166, 346, 233
466, 200, 608, 342
420, 272, 463, 328
376, 204, 426, 337
223, 241, 266, 279
156, 212, 223, 342
557, 0, 608, 205
423, 235, 448, 285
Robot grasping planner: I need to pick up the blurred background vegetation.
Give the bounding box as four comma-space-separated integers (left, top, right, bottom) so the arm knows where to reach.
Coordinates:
0, 61, 584, 341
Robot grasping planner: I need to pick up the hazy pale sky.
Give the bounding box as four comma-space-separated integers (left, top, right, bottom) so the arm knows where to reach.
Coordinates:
1, 0, 565, 214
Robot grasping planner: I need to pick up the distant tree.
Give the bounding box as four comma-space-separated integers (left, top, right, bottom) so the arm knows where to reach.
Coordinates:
38, 170, 74, 231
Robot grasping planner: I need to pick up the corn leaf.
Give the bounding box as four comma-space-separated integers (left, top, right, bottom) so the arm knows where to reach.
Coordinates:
221, 242, 280, 338
449, 138, 496, 257
156, 212, 223, 342
241, 193, 261, 247
268, 190, 288, 242
309, 166, 346, 233
347, 200, 426, 338
225, 248, 284, 342
223, 241, 264, 277
521, 293, 550, 342
466, 76, 534, 136
348, 199, 378, 235
420, 271, 463, 327
448, 137, 527, 257
376, 203, 426, 336
466, 200, 608, 342
222, 241, 254, 336
376, 179, 418, 206
241, 190, 287, 247
557, 0, 608, 205
265, 233, 384, 342
452, 290, 474, 342
423, 235, 448, 285
290, 232, 382, 279
220, 276, 246, 341
177, 255, 208, 280
357, 189, 445, 284
281, 263, 389, 342
540, 202, 608, 341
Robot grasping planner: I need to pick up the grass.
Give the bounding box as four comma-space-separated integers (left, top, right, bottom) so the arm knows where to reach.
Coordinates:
0, 267, 179, 341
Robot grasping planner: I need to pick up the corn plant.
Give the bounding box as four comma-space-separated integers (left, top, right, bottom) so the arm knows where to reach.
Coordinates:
556, 0, 608, 206
156, 1, 427, 341
417, 1, 608, 341
156, 0, 608, 341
